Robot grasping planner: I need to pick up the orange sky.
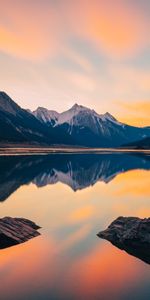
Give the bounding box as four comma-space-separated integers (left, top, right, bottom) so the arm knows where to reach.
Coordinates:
0, 0, 149, 126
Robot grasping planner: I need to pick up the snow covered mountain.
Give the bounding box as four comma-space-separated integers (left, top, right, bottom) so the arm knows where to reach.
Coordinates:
0, 91, 149, 147
33, 103, 120, 129
32, 107, 59, 126
55, 103, 119, 127
32, 103, 150, 147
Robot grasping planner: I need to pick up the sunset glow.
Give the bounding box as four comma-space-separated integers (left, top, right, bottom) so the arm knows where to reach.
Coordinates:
0, 0, 149, 126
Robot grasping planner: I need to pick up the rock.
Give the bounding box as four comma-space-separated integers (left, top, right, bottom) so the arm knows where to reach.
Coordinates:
97, 216, 150, 264
0, 217, 41, 249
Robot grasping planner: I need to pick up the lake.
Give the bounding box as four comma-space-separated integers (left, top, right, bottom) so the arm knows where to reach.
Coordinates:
0, 152, 150, 300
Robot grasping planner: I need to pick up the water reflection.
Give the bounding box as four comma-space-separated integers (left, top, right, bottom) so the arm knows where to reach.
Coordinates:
0, 153, 150, 201
0, 236, 149, 300
0, 154, 150, 299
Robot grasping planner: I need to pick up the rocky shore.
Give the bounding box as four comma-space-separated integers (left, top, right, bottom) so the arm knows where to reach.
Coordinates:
0, 217, 41, 249
98, 216, 150, 264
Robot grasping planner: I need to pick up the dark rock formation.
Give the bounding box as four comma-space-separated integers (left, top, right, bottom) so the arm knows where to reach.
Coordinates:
98, 216, 150, 264
0, 217, 41, 249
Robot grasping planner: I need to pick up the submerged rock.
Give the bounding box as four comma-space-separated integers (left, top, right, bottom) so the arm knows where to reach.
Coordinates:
0, 217, 41, 249
98, 216, 150, 264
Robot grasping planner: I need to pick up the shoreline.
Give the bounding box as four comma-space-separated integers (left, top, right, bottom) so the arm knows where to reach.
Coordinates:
0, 147, 150, 156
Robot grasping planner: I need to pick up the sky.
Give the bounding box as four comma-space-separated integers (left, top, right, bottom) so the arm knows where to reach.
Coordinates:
0, 0, 149, 126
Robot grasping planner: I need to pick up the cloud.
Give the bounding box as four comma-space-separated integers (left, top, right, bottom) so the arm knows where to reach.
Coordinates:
64, 0, 149, 58
109, 66, 150, 93
62, 47, 93, 72
0, 0, 149, 60
0, 0, 60, 60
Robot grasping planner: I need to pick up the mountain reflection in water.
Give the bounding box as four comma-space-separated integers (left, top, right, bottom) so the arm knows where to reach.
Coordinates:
0, 153, 150, 202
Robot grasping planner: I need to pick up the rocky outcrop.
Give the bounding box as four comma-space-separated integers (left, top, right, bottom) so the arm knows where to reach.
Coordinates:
0, 217, 41, 249
98, 216, 150, 264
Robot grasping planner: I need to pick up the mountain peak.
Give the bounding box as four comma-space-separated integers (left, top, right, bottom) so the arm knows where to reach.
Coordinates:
72, 103, 79, 108
32, 106, 59, 124
70, 103, 84, 110
36, 106, 47, 112
0, 91, 8, 97
57, 103, 90, 126
103, 112, 117, 122
0, 91, 20, 115
0, 91, 13, 102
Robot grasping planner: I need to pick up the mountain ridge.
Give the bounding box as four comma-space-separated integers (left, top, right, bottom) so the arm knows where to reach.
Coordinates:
32, 103, 123, 127
31, 102, 150, 147
0, 91, 150, 148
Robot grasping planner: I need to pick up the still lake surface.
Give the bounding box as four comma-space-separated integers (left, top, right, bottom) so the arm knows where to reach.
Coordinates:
0, 152, 150, 300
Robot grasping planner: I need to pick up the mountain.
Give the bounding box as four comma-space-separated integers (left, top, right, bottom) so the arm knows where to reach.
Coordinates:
0, 92, 53, 144
32, 103, 150, 147
32, 107, 59, 126
0, 153, 150, 201
124, 137, 150, 149
0, 92, 74, 145
0, 91, 150, 147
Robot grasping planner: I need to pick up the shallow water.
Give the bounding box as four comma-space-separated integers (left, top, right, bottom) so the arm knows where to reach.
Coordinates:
0, 153, 150, 300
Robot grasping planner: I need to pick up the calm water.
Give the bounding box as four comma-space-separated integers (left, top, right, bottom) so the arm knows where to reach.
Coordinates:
0, 153, 150, 300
